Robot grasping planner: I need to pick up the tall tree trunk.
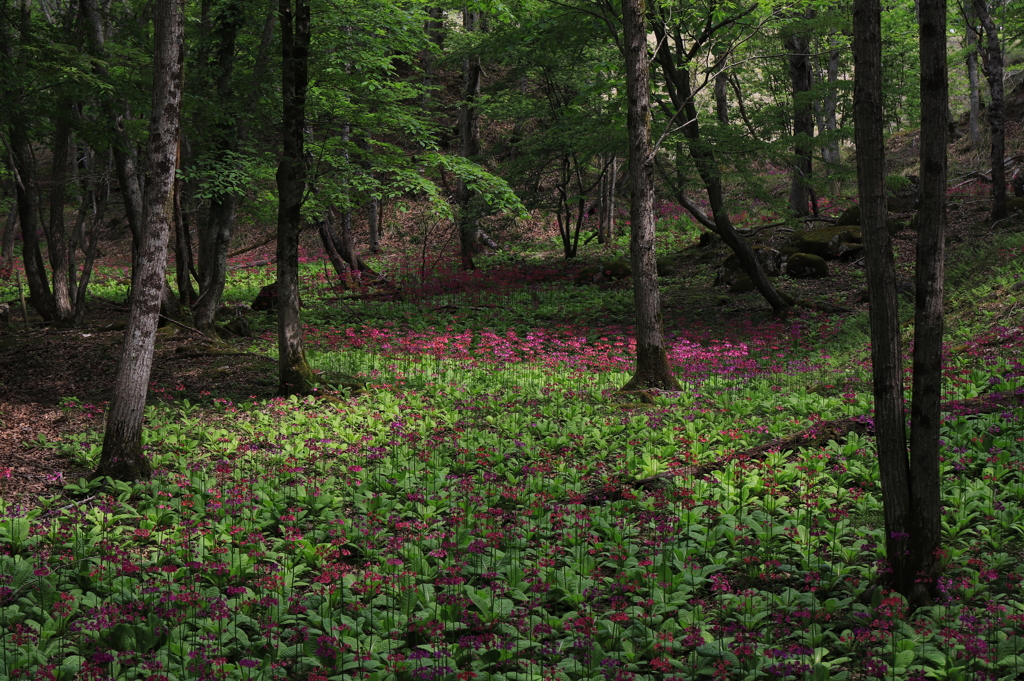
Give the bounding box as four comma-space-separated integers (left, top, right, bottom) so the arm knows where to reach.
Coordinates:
97, 0, 184, 482
194, 0, 241, 333
906, 0, 948, 604
822, 34, 841, 196
973, 0, 1005, 220
853, 0, 916, 598
964, 2, 983, 149
457, 9, 482, 270
714, 55, 729, 125
786, 24, 814, 216
46, 114, 74, 320
277, 0, 314, 395
367, 196, 380, 253
8, 131, 57, 320
1, 204, 16, 277
650, 21, 789, 314
621, 0, 679, 393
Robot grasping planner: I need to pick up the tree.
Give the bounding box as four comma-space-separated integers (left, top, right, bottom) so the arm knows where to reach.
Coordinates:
783, 11, 814, 215
853, 0, 946, 603
620, 0, 679, 392
456, 8, 484, 270
97, 0, 185, 481
963, 1, 983, 149
645, 0, 790, 314
972, 0, 1006, 220
276, 0, 315, 396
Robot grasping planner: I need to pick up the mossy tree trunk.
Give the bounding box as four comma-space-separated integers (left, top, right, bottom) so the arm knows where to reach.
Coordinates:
621, 0, 679, 393
96, 0, 184, 482
276, 0, 314, 396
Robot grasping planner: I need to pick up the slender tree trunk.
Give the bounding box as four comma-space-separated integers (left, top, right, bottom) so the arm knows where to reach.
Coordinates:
786, 25, 814, 216
905, 0, 948, 604
9, 131, 57, 320
1, 205, 16, 277
822, 34, 841, 196
973, 0, 1005, 220
46, 114, 74, 320
854, 0, 915, 596
621, 0, 679, 393
650, 18, 788, 314
194, 0, 241, 333
277, 0, 314, 395
714, 55, 729, 125
173, 170, 197, 305
367, 196, 380, 253
97, 0, 184, 482
74, 184, 108, 325
964, 3, 983, 149
457, 9, 482, 270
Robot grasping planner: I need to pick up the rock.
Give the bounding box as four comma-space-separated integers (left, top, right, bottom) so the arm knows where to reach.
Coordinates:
786, 253, 829, 279
223, 316, 252, 337
252, 282, 278, 312
699, 231, 720, 248
835, 205, 860, 226
0, 302, 8, 327
716, 247, 783, 287
576, 259, 632, 286
216, 303, 251, 320
789, 226, 861, 259
729, 274, 755, 293
1007, 197, 1024, 212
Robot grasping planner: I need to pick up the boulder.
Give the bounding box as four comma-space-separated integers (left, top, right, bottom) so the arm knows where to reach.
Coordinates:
252, 282, 278, 312
716, 246, 783, 286
729, 274, 755, 293
789, 226, 861, 259
574, 259, 633, 286
786, 253, 829, 279
223, 316, 252, 337
835, 205, 860, 226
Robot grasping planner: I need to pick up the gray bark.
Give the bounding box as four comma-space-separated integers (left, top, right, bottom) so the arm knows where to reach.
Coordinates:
973, 0, 1005, 220
964, 2, 983, 149
277, 0, 314, 395
621, 0, 679, 392
97, 0, 184, 482
853, 0, 913, 597
906, 0, 948, 603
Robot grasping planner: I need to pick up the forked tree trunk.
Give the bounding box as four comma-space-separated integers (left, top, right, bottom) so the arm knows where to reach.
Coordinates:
97, 0, 184, 482
905, 0, 948, 603
621, 0, 679, 393
277, 0, 315, 395
649, 15, 789, 315
9, 131, 57, 320
194, 1, 242, 333
973, 0, 1005, 220
854, 0, 931, 602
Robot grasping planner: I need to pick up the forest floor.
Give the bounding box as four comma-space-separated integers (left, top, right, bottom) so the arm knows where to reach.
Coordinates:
3, 193, 1022, 508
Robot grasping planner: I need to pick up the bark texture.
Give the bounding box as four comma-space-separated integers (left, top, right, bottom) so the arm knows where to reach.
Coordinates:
97, 0, 184, 482
905, 0, 948, 603
854, 0, 927, 600
456, 9, 483, 270
621, 0, 679, 393
964, 3, 983, 149
786, 27, 814, 215
973, 0, 1005, 220
277, 0, 314, 395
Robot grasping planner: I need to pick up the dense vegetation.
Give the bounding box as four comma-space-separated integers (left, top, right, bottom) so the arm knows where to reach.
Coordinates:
3, 0, 1024, 679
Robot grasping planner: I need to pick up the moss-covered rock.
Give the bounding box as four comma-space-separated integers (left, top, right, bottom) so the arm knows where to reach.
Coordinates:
575, 259, 633, 285
789, 226, 862, 258
729, 274, 755, 293
786, 253, 829, 278
835, 205, 860, 226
